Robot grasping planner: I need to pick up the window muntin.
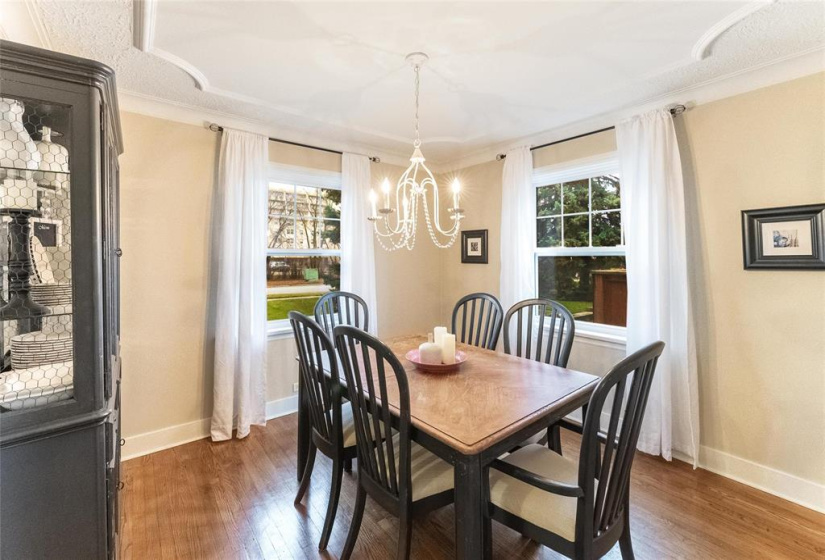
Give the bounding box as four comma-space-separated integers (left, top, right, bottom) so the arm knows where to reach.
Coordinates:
535, 173, 626, 327
267, 181, 341, 324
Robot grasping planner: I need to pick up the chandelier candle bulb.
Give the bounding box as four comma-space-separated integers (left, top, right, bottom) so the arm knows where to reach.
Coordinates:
381, 178, 391, 208
442, 334, 456, 365
418, 333, 442, 365
451, 179, 461, 209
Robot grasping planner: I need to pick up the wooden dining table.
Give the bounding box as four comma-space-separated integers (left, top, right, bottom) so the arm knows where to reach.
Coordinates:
296, 334, 600, 560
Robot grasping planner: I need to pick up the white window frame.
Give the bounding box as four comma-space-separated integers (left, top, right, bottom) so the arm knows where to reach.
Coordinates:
267, 163, 343, 337
533, 152, 627, 343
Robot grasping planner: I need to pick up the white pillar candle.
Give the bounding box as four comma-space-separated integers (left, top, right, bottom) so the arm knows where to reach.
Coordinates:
433, 326, 447, 350
418, 334, 442, 364
442, 333, 456, 365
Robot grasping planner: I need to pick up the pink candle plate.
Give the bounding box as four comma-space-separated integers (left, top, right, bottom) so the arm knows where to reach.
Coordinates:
405, 349, 468, 374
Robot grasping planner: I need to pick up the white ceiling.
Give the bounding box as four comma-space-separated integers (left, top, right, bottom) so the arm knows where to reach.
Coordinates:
2, 1, 824, 166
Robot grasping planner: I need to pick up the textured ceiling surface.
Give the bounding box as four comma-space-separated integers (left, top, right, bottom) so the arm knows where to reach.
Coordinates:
14, 0, 825, 164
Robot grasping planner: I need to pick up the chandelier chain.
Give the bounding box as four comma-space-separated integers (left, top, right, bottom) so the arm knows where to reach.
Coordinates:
413, 65, 421, 148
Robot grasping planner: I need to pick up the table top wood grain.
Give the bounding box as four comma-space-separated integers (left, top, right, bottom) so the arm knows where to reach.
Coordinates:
367, 335, 600, 455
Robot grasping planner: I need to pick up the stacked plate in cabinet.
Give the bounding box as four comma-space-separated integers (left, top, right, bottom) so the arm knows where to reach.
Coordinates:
10, 331, 73, 370
31, 283, 72, 307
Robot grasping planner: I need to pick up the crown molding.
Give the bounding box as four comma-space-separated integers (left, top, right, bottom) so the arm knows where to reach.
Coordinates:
692, 0, 775, 61
441, 46, 825, 173
117, 89, 412, 168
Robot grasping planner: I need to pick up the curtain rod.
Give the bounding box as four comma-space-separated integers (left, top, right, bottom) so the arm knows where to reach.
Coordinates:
495, 104, 687, 161
207, 123, 381, 163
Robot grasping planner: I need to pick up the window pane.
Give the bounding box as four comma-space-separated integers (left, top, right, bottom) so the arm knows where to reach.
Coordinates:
537, 256, 627, 326
536, 184, 561, 217
563, 214, 589, 247
592, 211, 622, 247
268, 216, 294, 249
591, 175, 621, 211
319, 219, 341, 250
537, 216, 561, 247
322, 188, 342, 220
562, 179, 589, 214
295, 185, 323, 220
268, 183, 294, 216
266, 255, 341, 321
294, 217, 321, 250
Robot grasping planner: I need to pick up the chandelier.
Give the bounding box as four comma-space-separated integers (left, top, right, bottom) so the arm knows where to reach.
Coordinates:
368, 52, 464, 251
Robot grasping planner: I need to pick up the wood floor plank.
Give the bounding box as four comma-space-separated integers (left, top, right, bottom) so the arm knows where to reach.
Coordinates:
120, 414, 825, 559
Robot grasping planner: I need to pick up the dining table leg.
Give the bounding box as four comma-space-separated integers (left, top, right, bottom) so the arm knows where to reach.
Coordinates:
296, 377, 310, 481
454, 453, 488, 560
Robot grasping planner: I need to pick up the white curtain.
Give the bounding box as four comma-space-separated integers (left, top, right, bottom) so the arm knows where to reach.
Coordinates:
340, 153, 378, 335
211, 129, 269, 441
500, 147, 536, 312
617, 109, 700, 466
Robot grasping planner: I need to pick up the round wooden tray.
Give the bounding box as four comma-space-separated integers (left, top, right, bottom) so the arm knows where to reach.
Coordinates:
405, 349, 468, 373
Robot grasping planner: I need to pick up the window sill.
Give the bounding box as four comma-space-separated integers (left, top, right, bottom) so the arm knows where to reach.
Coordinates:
573, 323, 627, 348
543, 322, 627, 349
267, 323, 293, 340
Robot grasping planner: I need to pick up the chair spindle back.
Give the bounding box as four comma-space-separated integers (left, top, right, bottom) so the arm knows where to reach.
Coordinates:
452, 293, 504, 350
315, 291, 369, 338
578, 341, 665, 541
289, 311, 341, 447
503, 299, 575, 367
333, 326, 411, 505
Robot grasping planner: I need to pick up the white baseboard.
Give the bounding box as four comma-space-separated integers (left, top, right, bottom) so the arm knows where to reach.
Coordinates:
122, 394, 299, 461
696, 445, 825, 514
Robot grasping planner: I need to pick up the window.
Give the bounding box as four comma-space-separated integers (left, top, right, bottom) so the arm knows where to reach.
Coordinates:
267, 176, 342, 325
534, 157, 626, 328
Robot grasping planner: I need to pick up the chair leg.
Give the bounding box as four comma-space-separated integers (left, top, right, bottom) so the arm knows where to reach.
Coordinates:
619, 502, 635, 560
294, 443, 317, 505
318, 456, 344, 550
397, 511, 413, 560
344, 457, 353, 473
483, 512, 492, 560
547, 425, 562, 453
341, 485, 367, 560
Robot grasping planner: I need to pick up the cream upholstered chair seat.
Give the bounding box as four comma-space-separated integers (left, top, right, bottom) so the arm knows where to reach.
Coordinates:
489, 444, 581, 542
382, 433, 454, 501
340, 407, 386, 447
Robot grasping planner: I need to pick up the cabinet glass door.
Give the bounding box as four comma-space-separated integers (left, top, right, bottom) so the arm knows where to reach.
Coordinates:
0, 94, 75, 412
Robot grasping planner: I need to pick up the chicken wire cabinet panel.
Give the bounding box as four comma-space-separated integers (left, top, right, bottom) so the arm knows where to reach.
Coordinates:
0, 40, 122, 560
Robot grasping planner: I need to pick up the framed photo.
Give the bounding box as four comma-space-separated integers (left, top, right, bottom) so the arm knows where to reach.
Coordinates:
461, 229, 488, 264
741, 203, 825, 270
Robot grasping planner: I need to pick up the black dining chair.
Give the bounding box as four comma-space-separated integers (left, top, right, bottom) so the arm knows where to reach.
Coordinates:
485, 341, 665, 560
452, 293, 504, 350
289, 311, 358, 551
333, 325, 455, 560
503, 298, 578, 450
314, 291, 369, 337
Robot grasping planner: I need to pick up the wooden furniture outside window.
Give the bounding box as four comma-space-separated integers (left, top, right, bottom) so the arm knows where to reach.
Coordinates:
592, 270, 627, 327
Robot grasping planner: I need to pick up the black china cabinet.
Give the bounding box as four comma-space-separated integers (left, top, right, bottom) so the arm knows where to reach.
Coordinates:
0, 40, 122, 559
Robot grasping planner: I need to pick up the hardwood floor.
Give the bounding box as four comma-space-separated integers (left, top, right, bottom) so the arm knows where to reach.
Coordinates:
119, 414, 825, 559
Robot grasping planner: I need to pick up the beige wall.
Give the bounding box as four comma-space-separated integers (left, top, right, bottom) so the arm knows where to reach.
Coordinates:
119, 112, 219, 438
120, 114, 442, 444
680, 72, 825, 483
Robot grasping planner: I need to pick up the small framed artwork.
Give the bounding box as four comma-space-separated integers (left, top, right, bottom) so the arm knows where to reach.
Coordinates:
741, 203, 825, 270
31, 218, 62, 248
461, 229, 488, 264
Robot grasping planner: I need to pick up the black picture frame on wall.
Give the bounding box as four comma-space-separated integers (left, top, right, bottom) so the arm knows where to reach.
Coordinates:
741, 203, 825, 270
461, 229, 488, 264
